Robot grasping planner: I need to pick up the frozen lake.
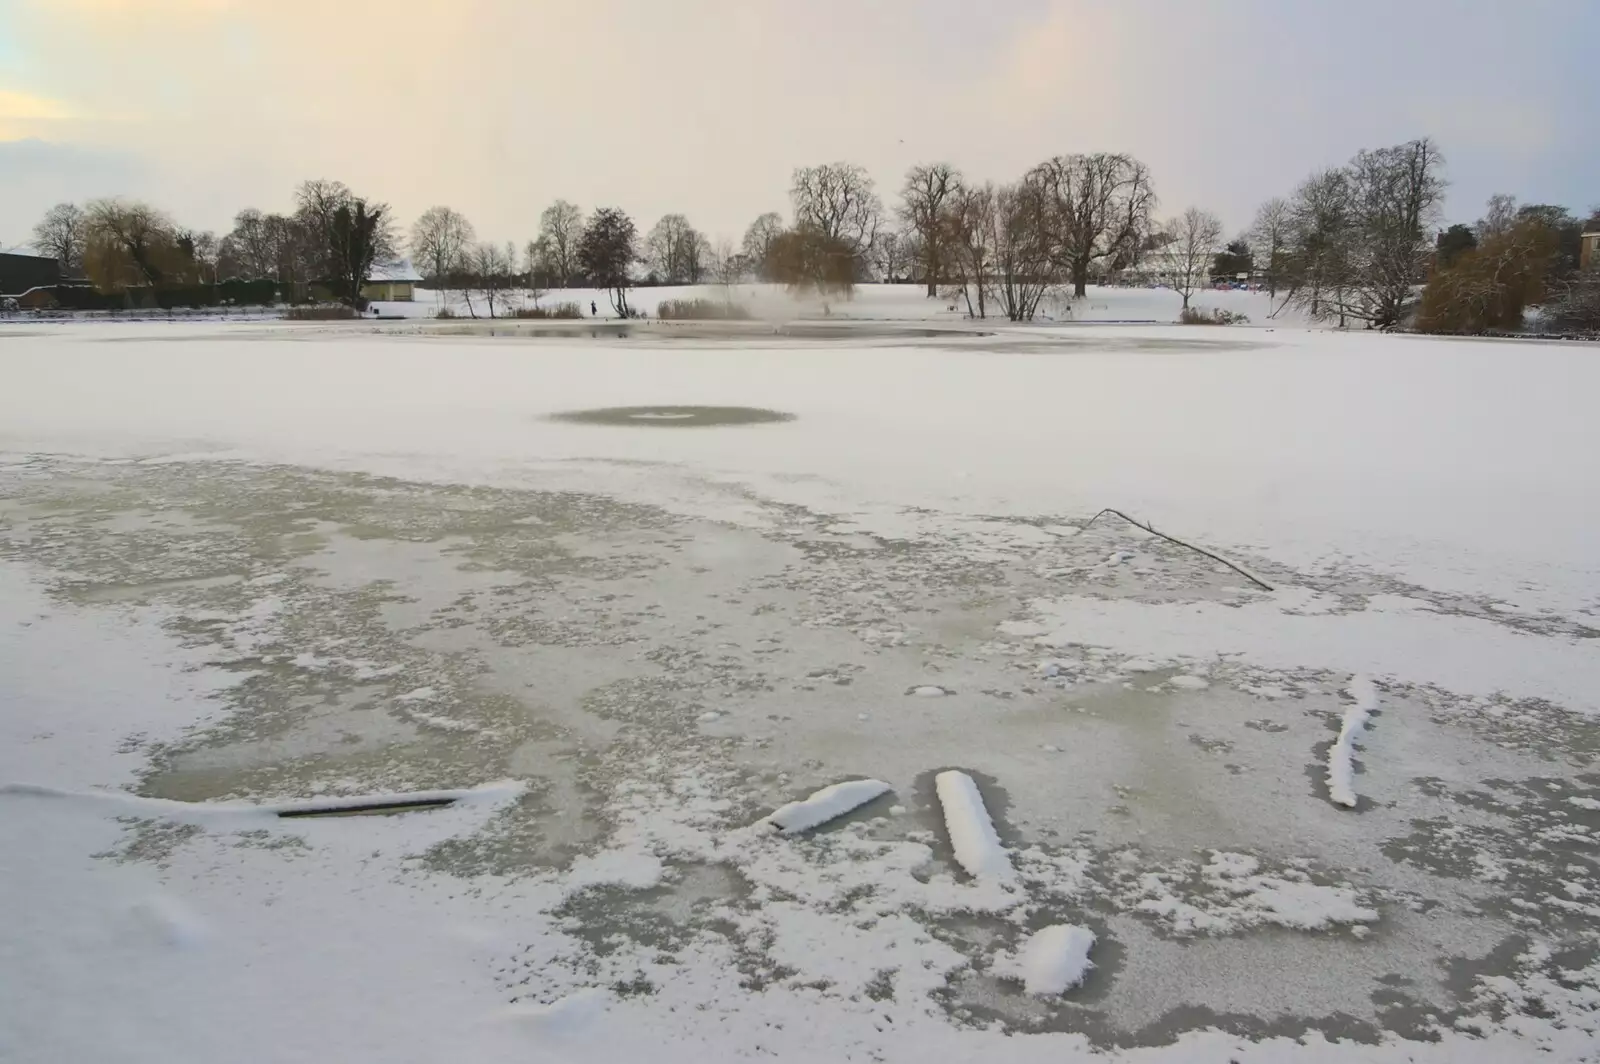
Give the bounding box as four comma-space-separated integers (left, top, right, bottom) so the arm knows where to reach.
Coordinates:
4, 314, 1600, 1062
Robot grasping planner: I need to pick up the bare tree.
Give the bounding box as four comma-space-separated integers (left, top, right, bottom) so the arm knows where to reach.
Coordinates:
462, 241, 519, 318
410, 206, 475, 292
1276, 139, 1445, 328
899, 163, 963, 296
943, 184, 995, 318
985, 181, 1058, 321
1343, 138, 1446, 328
1277, 168, 1355, 321
536, 200, 583, 288
266, 214, 313, 291
31, 203, 86, 274
225, 209, 279, 280
790, 162, 882, 261
707, 237, 746, 300
741, 212, 784, 281
1160, 207, 1224, 309
1247, 197, 1290, 296
645, 213, 706, 284
1028, 153, 1157, 297
1477, 193, 1518, 241
873, 230, 909, 283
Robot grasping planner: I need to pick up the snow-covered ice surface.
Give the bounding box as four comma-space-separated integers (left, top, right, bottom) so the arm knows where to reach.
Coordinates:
4, 316, 1600, 1061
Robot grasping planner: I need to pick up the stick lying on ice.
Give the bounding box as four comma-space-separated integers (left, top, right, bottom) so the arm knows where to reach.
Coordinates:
760, 778, 891, 834
1083, 508, 1274, 592
934, 770, 1014, 881
1326, 675, 1378, 808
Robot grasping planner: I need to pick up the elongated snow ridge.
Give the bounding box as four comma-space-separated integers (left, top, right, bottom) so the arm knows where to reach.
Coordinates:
934, 770, 1014, 880
762, 778, 891, 834
1326, 675, 1378, 808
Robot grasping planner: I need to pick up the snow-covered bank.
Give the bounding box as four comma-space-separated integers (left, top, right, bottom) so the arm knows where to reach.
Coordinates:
372, 281, 1307, 327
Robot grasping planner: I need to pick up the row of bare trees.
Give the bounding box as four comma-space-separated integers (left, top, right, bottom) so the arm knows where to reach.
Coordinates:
734, 155, 1198, 321
31, 180, 396, 305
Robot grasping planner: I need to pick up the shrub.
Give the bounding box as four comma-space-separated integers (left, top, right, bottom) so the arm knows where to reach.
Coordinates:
1179, 306, 1248, 325
434, 307, 457, 319
1416, 219, 1558, 333
513, 302, 583, 319
283, 305, 358, 321
656, 298, 752, 320
1543, 268, 1600, 334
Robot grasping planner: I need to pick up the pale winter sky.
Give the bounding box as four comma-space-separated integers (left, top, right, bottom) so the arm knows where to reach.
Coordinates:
1, 0, 1596, 253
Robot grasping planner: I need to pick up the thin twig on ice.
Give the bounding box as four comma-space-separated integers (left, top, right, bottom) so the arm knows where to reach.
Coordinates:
1083, 508, 1275, 592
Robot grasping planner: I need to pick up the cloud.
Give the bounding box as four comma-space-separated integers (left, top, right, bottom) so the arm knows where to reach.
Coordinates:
0, 89, 80, 122
0, 139, 150, 244
0, 0, 1595, 245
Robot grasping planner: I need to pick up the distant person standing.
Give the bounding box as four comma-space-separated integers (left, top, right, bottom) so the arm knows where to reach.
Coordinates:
591, 301, 598, 317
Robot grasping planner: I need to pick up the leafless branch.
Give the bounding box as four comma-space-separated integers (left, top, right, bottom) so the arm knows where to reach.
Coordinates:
1083, 508, 1274, 591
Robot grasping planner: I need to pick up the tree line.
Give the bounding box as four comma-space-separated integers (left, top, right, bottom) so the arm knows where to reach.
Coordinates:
24, 145, 1599, 327
1245, 140, 1599, 332
30, 180, 396, 307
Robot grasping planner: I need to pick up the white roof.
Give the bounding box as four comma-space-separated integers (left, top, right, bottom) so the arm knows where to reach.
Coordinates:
367, 259, 423, 283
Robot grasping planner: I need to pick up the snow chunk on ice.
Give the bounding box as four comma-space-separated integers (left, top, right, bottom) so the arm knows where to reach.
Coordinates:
396, 686, 437, 702
1327, 674, 1378, 808
934, 771, 1014, 881
1569, 796, 1600, 811
992, 924, 1096, 995
762, 778, 891, 834
909, 685, 951, 697
1170, 674, 1210, 690
502, 988, 612, 1035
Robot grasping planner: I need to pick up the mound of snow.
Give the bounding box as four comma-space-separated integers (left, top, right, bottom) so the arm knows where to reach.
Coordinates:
762, 778, 891, 834
992, 924, 1096, 995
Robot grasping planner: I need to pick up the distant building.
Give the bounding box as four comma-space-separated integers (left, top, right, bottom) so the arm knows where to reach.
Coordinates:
0, 252, 62, 296
361, 259, 423, 302
1582, 229, 1600, 270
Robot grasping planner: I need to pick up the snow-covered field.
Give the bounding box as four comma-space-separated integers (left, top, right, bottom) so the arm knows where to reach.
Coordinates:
3, 315, 1600, 1062
379, 280, 1301, 326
